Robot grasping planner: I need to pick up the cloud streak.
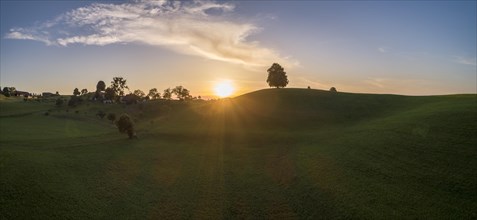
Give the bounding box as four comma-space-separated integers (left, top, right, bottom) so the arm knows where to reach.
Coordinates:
5, 0, 295, 67
454, 56, 477, 66
378, 47, 390, 53
363, 78, 431, 92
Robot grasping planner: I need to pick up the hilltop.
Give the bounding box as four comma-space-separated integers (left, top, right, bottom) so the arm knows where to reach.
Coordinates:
1, 89, 476, 219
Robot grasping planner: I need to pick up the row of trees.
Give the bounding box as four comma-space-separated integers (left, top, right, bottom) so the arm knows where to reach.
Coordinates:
73, 88, 88, 96
71, 77, 196, 103
68, 63, 285, 103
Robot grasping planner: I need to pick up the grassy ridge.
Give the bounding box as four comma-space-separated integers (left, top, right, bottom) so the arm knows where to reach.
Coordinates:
1, 89, 476, 219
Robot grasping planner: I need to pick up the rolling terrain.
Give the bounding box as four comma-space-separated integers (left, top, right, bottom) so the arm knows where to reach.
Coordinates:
1, 89, 476, 219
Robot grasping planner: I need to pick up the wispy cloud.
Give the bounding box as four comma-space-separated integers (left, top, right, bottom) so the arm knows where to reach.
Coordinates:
296, 77, 330, 89
5, 0, 295, 67
378, 47, 390, 53
363, 78, 431, 93
364, 78, 386, 88
453, 56, 477, 66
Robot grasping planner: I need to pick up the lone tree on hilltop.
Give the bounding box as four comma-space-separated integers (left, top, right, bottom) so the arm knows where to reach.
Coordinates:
116, 114, 136, 139
329, 87, 337, 92
267, 63, 288, 88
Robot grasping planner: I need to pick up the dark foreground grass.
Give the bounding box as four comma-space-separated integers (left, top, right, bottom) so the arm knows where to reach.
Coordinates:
1, 89, 476, 219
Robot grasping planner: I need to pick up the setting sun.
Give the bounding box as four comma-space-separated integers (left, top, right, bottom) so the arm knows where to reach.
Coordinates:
214, 80, 235, 98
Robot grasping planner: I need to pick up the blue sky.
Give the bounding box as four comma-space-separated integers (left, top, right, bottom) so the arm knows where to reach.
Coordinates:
1, 0, 476, 96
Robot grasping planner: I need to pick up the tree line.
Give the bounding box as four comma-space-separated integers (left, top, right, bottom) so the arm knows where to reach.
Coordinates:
2, 63, 340, 101
65, 76, 199, 107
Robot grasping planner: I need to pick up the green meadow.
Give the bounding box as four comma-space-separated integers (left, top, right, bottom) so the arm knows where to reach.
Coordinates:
1, 89, 476, 219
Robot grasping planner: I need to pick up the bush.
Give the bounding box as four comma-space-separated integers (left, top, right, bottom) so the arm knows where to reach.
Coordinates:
329, 87, 337, 92
116, 114, 136, 139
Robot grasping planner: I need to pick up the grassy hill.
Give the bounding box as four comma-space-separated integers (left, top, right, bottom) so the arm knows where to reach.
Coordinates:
1, 89, 476, 219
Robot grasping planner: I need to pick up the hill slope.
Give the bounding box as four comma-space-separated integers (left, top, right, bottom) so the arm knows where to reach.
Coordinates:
1, 89, 476, 219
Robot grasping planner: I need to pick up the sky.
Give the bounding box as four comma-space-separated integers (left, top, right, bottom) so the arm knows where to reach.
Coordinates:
1, 0, 476, 97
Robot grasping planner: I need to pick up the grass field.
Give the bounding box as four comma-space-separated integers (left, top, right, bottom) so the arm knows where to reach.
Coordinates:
1, 89, 476, 219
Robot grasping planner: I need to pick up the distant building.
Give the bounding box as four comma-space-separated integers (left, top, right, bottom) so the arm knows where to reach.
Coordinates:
15, 91, 30, 97
42, 92, 56, 97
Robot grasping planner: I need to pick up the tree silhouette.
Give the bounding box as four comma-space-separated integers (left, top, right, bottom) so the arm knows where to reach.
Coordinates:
111, 77, 129, 96
1, 87, 7, 97
172, 86, 192, 101
81, 88, 88, 95
105, 87, 116, 101
2, 87, 15, 97
163, 88, 172, 100
266, 63, 289, 88
95, 81, 106, 100
148, 88, 161, 100
133, 89, 145, 98
96, 81, 106, 92
329, 87, 337, 92
116, 114, 136, 139
73, 88, 80, 96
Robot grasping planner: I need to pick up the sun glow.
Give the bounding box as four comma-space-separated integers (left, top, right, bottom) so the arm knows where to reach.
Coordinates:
214, 80, 235, 98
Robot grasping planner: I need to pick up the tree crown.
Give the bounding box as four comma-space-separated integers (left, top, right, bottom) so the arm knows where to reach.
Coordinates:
266, 63, 289, 88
